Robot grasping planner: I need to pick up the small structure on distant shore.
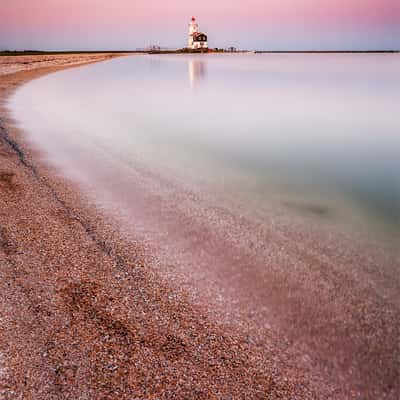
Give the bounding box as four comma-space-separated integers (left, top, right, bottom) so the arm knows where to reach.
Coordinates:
188, 17, 208, 50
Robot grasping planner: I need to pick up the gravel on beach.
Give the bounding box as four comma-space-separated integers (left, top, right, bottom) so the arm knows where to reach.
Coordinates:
0, 55, 318, 399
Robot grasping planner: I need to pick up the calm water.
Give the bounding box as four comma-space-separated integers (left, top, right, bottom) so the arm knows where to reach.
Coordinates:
10, 54, 400, 244
9, 54, 400, 398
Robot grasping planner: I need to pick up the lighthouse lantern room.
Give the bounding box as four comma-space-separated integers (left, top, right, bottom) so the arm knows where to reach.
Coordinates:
188, 17, 208, 50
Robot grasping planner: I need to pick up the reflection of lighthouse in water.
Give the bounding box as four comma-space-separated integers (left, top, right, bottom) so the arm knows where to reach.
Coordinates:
188, 17, 208, 50
189, 59, 207, 88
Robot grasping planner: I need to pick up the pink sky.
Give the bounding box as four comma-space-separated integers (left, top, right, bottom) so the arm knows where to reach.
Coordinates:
1, 0, 399, 50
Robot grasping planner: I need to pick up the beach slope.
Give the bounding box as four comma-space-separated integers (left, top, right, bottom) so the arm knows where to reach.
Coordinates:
0, 54, 317, 399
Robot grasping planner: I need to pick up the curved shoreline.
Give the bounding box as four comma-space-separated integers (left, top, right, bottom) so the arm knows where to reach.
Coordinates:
0, 55, 322, 399
1, 55, 399, 399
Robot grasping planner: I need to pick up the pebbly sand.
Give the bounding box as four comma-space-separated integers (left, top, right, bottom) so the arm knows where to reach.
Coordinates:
0, 54, 399, 399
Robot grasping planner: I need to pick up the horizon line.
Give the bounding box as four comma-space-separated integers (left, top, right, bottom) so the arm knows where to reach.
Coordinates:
1, 49, 399, 55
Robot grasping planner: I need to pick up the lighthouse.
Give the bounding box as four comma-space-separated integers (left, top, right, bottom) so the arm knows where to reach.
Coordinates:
187, 17, 208, 50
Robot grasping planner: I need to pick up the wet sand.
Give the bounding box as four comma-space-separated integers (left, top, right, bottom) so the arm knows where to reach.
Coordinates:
0, 55, 399, 399
0, 54, 320, 399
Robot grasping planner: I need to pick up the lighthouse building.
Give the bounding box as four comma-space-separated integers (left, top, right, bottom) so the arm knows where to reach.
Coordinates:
188, 17, 208, 50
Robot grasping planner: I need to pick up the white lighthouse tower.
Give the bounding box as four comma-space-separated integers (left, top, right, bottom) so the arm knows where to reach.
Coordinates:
188, 17, 208, 50
188, 17, 199, 49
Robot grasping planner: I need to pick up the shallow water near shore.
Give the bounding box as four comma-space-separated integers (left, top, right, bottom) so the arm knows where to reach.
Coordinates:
10, 53, 400, 245
8, 53, 400, 397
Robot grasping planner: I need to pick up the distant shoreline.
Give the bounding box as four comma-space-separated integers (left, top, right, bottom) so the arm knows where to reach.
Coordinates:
1, 49, 399, 57
0, 50, 142, 57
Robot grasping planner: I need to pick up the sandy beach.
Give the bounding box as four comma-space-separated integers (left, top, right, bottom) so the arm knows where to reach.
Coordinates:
0, 54, 317, 399
1, 54, 399, 399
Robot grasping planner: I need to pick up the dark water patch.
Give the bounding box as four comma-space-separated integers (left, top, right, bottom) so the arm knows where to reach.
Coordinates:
283, 201, 334, 219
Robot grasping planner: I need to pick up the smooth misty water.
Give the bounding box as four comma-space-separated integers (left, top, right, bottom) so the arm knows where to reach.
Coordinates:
10, 54, 400, 244
8, 54, 400, 398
